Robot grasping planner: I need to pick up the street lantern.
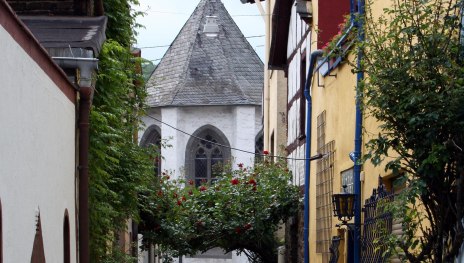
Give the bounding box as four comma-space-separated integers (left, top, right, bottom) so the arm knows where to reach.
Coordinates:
203, 16, 219, 37
332, 185, 356, 224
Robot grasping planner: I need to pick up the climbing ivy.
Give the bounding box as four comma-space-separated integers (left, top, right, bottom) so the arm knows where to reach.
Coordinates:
88, 0, 154, 261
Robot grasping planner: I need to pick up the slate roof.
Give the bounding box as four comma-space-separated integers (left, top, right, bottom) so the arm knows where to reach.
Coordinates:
21, 16, 107, 57
146, 0, 263, 107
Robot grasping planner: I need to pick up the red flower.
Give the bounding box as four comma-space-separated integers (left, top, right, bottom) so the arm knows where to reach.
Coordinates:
177, 200, 182, 206
188, 190, 193, 196
248, 178, 257, 186
231, 178, 239, 185
189, 180, 194, 185
244, 223, 252, 230
199, 185, 207, 191
182, 196, 187, 202
263, 150, 269, 155
173, 193, 178, 198
235, 227, 242, 234
238, 163, 244, 168
157, 190, 163, 197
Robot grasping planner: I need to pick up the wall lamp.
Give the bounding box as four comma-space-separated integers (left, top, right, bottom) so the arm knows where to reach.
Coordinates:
332, 185, 356, 225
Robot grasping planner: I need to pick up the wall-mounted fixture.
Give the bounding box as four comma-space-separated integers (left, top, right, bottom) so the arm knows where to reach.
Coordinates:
332, 185, 356, 225
204, 16, 219, 37
296, 0, 313, 24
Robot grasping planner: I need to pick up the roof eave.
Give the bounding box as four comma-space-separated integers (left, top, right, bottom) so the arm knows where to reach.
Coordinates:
268, 0, 293, 68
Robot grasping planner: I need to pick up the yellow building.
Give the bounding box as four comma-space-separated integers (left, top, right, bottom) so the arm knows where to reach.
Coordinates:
242, 0, 404, 262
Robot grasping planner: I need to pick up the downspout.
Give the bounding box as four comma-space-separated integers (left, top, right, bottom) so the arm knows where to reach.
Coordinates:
352, 0, 365, 260
303, 49, 323, 263
53, 57, 98, 263
263, 0, 271, 154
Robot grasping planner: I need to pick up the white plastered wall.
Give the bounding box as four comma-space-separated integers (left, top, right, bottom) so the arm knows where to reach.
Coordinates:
139, 104, 261, 263
286, 5, 311, 186
141, 105, 261, 180
0, 26, 77, 262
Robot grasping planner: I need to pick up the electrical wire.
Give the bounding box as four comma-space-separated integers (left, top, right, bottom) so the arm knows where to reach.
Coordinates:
145, 114, 326, 161
137, 35, 263, 50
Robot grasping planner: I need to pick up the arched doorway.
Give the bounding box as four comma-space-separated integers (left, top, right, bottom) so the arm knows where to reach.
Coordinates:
63, 211, 70, 263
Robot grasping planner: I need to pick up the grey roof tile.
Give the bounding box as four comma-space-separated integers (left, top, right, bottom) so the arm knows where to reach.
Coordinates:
146, 0, 263, 107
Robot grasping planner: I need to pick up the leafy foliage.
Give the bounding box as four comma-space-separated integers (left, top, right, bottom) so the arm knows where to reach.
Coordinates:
360, 0, 464, 261
88, 0, 155, 261
139, 160, 300, 263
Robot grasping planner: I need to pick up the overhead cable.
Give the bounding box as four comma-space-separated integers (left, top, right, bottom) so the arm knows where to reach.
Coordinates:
145, 114, 326, 161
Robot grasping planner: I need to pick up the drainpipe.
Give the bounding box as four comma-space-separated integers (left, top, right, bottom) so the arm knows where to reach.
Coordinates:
53, 57, 98, 263
352, 0, 365, 260
303, 49, 323, 263
263, 0, 271, 154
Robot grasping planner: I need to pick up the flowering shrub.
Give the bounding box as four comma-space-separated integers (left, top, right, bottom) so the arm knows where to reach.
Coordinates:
322, 15, 356, 59
139, 160, 299, 263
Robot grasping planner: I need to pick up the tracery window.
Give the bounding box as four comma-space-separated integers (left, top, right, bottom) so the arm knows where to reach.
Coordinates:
186, 126, 230, 186
255, 132, 264, 162
140, 125, 162, 176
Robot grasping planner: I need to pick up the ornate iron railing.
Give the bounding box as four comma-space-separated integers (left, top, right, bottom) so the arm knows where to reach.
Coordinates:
361, 178, 394, 263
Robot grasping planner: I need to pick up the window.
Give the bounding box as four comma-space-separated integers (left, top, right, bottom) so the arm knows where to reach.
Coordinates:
341, 168, 354, 194
299, 53, 307, 139
140, 125, 162, 176
315, 111, 335, 262
63, 212, 70, 263
186, 126, 230, 186
255, 132, 264, 162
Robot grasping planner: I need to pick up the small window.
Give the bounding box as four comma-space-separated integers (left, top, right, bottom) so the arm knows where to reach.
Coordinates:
63, 212, 70, 263
341, 168, 354, 194
299, 53, 307, 139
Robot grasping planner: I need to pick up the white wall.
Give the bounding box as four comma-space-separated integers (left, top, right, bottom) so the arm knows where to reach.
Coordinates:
141, 105, 261, 180
286, 5, 311, 186
139, 104, 261, 263
0, 26, 77, 262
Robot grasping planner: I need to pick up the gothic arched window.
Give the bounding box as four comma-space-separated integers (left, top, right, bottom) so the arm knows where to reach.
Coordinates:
255, 131, 264, 162
140, 125, 162, 176
186, 126, 230, 186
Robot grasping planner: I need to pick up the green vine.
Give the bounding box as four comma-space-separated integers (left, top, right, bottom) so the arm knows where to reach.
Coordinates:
88, 0, 154, 261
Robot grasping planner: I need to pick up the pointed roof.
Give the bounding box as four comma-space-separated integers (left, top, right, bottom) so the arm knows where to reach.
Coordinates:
146, 0, 263, 107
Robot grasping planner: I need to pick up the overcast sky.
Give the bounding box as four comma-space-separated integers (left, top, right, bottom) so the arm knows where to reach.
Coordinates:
133, 0, 265, 63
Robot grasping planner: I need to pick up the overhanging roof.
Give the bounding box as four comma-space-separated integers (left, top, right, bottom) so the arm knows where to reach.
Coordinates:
20, 16, 107, 57
268, 0, 293, 69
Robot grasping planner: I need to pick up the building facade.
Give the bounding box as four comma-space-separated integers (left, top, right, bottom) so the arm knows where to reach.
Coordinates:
0, 2, 77, 262
1, 1, 106, 262
140, 0, 263, 262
